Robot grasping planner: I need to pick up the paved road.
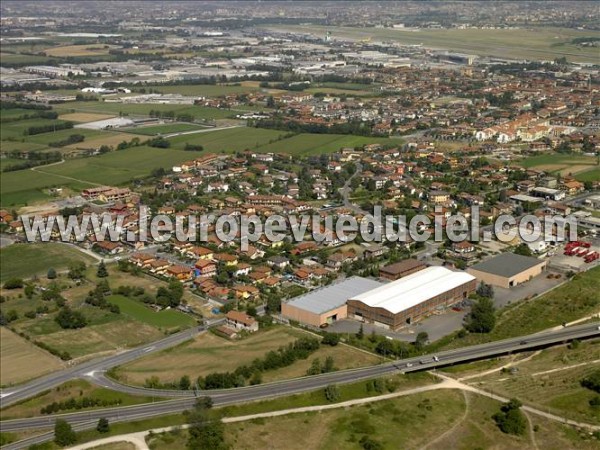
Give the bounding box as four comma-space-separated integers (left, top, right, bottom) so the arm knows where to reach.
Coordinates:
339, 161, 368, 215
0, 318, 224, 409
2, 321, 597, 440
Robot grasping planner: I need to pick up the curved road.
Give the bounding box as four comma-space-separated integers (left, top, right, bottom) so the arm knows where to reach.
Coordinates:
2, 322, 598, 440
0, 318, 224, 409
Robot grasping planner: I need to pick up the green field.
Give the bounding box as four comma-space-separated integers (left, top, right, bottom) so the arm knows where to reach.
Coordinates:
251, 133, 396, 156
518, 153, 598, 169
121, 123, 210, 136
107, 295, 196, 329
167, 126, 287, 152
265, 25, 600, 63
0, 168, 91, 207
40, 145, 199, 184
151, 83, 259, 97
2, 128, 283, 207
0, 243, 96, 282
54, 101, 239, 120
576, 168, 600, 182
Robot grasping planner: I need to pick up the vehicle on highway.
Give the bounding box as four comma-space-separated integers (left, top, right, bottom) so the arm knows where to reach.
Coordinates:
433, 356, 440, 362
519, 340, 527, 345
406, 362, 413, 367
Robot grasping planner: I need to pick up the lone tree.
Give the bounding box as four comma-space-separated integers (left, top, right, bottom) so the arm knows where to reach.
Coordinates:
96, 417, 109, 433
96, 260, 108, 278
465, 297, 496, 333
493, 398, 527, 435
54, 419, 77, 446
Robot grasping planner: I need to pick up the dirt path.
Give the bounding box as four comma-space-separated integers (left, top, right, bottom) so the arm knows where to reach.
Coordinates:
419, 389, 470, 450
66, 372, 600, 450
458, 350, 542, 381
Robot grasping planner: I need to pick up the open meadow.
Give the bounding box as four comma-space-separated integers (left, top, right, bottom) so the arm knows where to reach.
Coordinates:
0, 243, 96, 282
468, 339, 600, 424
112, 326, 380, 387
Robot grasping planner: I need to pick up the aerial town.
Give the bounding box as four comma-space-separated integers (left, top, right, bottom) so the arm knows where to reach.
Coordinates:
0, 2, 599, 450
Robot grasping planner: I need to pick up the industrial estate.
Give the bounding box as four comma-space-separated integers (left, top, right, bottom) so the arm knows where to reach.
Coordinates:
0, 1, 599, 450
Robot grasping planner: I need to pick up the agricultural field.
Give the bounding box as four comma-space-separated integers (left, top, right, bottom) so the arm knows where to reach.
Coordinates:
518, 153, 598, 177
265, 25, 600, 63
39, 145, 199, 184
576, 168, 600, 182
55, 101, 241, 121
107, 295, 196, 329
167, 126, 287, 153
58, 112, 116, 122
0, 168, 90, 207
43, 44, 116, 57
150, 83, 259, 97
0, 243, 96, 282
112, 326, 379, 386
61, 132, 149, 151
121, 122, 210, 136
0, 327, 65, 387
250, 133, 396, 156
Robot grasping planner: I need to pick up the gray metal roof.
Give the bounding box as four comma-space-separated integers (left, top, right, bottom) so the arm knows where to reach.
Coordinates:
469, 253, 545, 279
285, 276, 384, 315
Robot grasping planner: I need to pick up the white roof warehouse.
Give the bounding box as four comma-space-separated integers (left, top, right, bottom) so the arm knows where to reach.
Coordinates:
347, 267, 477, 330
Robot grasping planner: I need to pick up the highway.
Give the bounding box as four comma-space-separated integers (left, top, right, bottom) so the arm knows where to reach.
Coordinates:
0, 318, 224, 409
2, 321, 598, 444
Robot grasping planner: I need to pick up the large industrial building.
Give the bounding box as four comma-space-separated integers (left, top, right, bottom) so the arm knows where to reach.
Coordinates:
281, 277, 383, 328
467, 253, 547, 288
282, 267, 477, 331
347, 267, 476, 330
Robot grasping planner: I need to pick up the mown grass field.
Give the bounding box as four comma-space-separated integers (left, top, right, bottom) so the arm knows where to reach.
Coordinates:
151, 83, 259, 97
0, 243, 96, 282
0, 327, 64, 387
55, 101, 240, 120
518, 153, 597, 171
251, 133, 395, 156
576, 167, 600, 182
121, 122, 209, 136
266, 25, 600, 63
167, 126, 287, 152
107, 295, 196, 329
113, 326, 380, 386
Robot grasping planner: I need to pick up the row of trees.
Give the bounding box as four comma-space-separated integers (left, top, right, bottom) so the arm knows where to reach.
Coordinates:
198, 337, 320, 390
